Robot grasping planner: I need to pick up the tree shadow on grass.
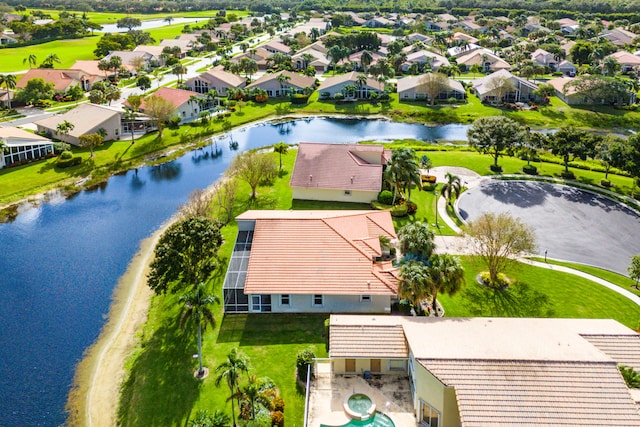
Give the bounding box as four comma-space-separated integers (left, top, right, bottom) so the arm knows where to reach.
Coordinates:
117, 316, 202, 427
462, 281, 555, 317
217, 314, 327, 346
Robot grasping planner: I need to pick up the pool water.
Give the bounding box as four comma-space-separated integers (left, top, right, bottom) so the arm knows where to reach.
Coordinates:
322, 412, 396, 427
348, 393, 373, 416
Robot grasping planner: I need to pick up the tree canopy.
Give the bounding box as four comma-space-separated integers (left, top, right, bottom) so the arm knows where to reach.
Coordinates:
147, 217, 224, 294
16, 78, 55, 105
467, 116, 524, 169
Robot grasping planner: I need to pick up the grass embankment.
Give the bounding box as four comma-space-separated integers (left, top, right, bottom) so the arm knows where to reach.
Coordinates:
2, 94, 639, 208
118, 149, 640, 425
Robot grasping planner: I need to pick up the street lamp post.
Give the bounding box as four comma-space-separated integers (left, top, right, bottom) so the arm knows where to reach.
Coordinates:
434, 190, 439, 228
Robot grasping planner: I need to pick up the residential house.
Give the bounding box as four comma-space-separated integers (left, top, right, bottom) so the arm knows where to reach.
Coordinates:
326, 316, 640, 427
547, 76, 636, 105
606, 51, 640, 72
262, 40, 293, 55
457, 49, 511, 72
437, 13, 458, 24
133, 45, 166, 61
222, 210, 399, 314
293, 17, 327, 37
230, 47, 271, 70
601, 27, 637, 46
338, 50, 385, 71
292, 44, 331, 71
560, 39, 576, 56
406, 33, 432, 44
0, 32, 17, 45
16, 68, 102, 93
158, 38, 195, 56
401, 50, 450, 72
34, 103, 123, 146
459, 19, 483, 32
557, 60, 577, 76
451, 32, 479, 44
104, 50, 161, 70
558, 17, 579, 34
344, 12, 366, 26
0, 126, 53, 168
473, 69, 539, 103
0, 89, 16, 108
71, 60, 136, 78
531, 48, 558, 70
397, 75, 465, 102
446, 43, 482, 58
139, 87, 208, 123
245, 70, 315, 97
363, 17, 393, 28
377, 33, 396, 47
184, 68, 246, 96
317, 71, 384, 100
290, 142, 390, 203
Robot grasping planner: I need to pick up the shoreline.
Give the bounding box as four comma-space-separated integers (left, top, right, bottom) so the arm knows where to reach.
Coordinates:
64, 223, 167, 426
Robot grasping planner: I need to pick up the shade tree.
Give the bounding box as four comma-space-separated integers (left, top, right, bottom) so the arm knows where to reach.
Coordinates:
467, 116, 524, 171
547, 126, 597, 178
228, 150, 277, 199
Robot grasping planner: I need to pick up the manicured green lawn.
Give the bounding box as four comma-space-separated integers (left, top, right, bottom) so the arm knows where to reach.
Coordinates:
0, 37, 101, 71
438, 257, 640, 329
529, 257, 640, 297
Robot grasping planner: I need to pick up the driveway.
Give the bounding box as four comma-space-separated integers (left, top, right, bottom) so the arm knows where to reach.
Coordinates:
457, 180, 640, 275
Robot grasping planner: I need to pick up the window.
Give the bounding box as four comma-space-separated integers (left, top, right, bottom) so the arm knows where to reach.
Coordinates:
281, 294, 290, 306
360, 295, 371, 303
420, 401, 440, 427
344, 190, 351, 196
313, 294, 323, 307
388, 359, 407, 371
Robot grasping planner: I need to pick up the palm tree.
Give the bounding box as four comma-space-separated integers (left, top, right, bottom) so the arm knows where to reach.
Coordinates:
301, 52, 315, 69
172, 64, 187, 85
56, 120, 75, 139
0, 74, 17, 110
360, 50, 373, 72
398, 260, 431, 315
273, 141, 288, 171
215, 348, 250, 427
441, 172, 462, 207
384, 147, 421, 204
276, 72, 291, 96
240, 375, 276, 420
41, 53, 61, 68
23, 54, 37, 69
179, 283, 219, 378
425, 254, 465, 315
397, 221, 435, 262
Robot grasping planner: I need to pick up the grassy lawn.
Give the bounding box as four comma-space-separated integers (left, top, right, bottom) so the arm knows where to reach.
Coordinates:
529, 257, 640, 297
0, 37, 101, 71
438, 256, 640, 329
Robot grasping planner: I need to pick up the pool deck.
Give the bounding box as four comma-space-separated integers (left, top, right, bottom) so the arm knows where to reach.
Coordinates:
307, 364, 416, 427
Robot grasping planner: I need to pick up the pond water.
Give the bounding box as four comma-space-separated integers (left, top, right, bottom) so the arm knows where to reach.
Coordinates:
0, 117, 470, 426
97, 17, 207, 33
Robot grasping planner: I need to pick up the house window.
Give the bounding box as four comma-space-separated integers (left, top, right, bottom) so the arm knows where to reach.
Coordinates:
313, 294, 323, 307
251, 295, 272, 312
420, 400, 440, 427
281, 294, 290, 306
360, 295, 371, 303
388, 359, 407, 371
344, 190, 351, 196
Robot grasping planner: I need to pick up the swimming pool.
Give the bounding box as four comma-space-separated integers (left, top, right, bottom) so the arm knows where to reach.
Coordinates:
321, 412, 396, 427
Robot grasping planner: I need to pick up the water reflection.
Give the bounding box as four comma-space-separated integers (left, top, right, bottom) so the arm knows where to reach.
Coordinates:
149, 161, 182, 182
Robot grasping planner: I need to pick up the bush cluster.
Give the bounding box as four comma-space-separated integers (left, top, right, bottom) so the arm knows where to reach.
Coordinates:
390, 203, 408, 217
377, 190, 393, 205
56, 153, 82, 168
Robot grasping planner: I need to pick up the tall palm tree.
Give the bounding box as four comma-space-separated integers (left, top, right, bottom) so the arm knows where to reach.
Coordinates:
384, 147, 421, 204
301, 52, 315, 69
215, 348, 250, 427
179, 283, 219, 377
425, 254, 465, 315
41, 53, 61, 68
276, 72, 291, 96
22, 54, 37, 69
240, 375, 276, 420
56, 120, 75, 139
172, 64, 187, 85
273, 141, 288, 171
398, 260, 431, 315
0, 74, 17, 110
360, 50, 373, 72
441, 172, 462, 207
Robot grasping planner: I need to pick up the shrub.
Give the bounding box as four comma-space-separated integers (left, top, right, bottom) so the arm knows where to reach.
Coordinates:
53, 142, 71, 154
398, 299, 412, 315
600, 179, 612, 187
560, 170, 576, 179
406, 200, 417, 215
60, 150, 73, 160
254, 93, 269, 103
296, 348, 315, 381
489, 164, 503, 173
56, 155, 82, 168
291, 94, 308, 104
390, 203, 408, 217
370, 201, 390, 210
377, 190, 393, 205
333, 92, 344, 100
422, 183, 436, 191
522, 164, 538, 175
271, 411, 284, 427
379, 92, 390, 101
272, 397, 285, 412
34, 99, 52, 108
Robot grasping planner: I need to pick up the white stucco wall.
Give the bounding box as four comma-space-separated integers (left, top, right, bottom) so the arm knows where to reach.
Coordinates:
292, 187, 377, 204
263, 294, 392, 314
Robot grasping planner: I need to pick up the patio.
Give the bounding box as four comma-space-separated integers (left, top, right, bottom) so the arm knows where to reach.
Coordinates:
307, 362, 416, 427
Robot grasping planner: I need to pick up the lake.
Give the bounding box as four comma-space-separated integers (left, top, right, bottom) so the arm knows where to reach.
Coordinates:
0, 117, 469, 426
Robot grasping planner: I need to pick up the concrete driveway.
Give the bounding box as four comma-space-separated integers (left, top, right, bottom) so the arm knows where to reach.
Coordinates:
457, 180, 640, 275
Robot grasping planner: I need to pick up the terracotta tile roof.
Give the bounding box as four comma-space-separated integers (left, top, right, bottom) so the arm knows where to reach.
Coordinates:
608, 50, 640, 65
330, 325, 407, 358
193, 69, 246, 87
290, 143, 386, 192
140, 87, 201, 110
421, 359, 640, 426
582, 334, 640, 371
237, 210, 398, 295
457, 50, 511, 70
16, 68, 91, 92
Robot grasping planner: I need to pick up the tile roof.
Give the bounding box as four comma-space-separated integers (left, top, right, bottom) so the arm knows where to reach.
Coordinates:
330, 324, 407, 358
0, 126, 51, 146
421, 359, 640, 427
397, 74, 464, 94
608, 51, 640, 65
582, 334, 640, 370
317, 71, 384, 92
16, 68, 92, 92
191, 69, 246, 87
290, 143, 386, 192
458, 50, 511, 70
245, 70, 316, 90
473, 69, 537, 96
237, 210, 398, 295
140, 87, 201, 110
33, 104, 120, 137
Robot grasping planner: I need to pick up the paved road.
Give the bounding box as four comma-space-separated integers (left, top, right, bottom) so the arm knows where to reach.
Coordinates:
457, 180, 640, 275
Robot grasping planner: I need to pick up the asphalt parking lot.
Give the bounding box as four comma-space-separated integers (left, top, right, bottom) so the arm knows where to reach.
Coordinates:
457, 180, 640, 275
